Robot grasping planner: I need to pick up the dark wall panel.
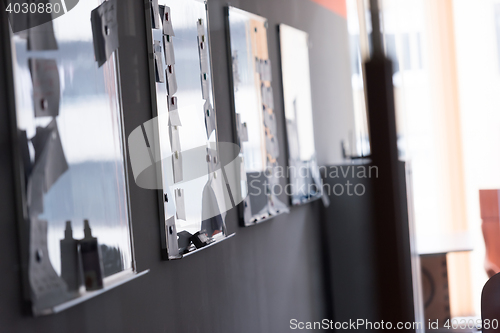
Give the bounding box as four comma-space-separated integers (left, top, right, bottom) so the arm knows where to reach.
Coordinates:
0, 0, 353, 332
322, 163, 378, 327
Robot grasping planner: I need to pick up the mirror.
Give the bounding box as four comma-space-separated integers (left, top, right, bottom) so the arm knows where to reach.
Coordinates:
279, 24, 324, 205
226, 7, 289, 226
8, 0, 144, 315
145, 0, 235, 259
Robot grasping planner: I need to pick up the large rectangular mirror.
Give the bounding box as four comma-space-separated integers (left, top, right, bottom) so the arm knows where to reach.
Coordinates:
145, 0, 235, 259
7, 0, 146, 315
226, 7, 289, 226
279, 24, 325, 205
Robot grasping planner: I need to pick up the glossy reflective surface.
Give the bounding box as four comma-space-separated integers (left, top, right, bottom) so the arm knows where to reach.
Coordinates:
10, 0, 133, 313
279, 24, 323, 205
228, 7, 289, 226
151, 0, 231, 258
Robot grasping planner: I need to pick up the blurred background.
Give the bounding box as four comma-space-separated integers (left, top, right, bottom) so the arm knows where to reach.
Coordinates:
347, 0, 500, 321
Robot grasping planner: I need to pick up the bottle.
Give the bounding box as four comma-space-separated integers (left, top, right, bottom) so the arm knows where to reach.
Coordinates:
60, 221, 82, 292
79, 219, 104, 291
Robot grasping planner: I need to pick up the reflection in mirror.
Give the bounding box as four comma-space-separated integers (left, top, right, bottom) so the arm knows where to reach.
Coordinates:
9, 0, 145, 316
279, 24, 325, 205
148, 0, 234, 259
227, 7, 289, 226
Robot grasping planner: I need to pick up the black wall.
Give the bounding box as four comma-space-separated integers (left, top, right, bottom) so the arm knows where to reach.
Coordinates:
0, 0, 354, 332
322, 163, 378, 329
